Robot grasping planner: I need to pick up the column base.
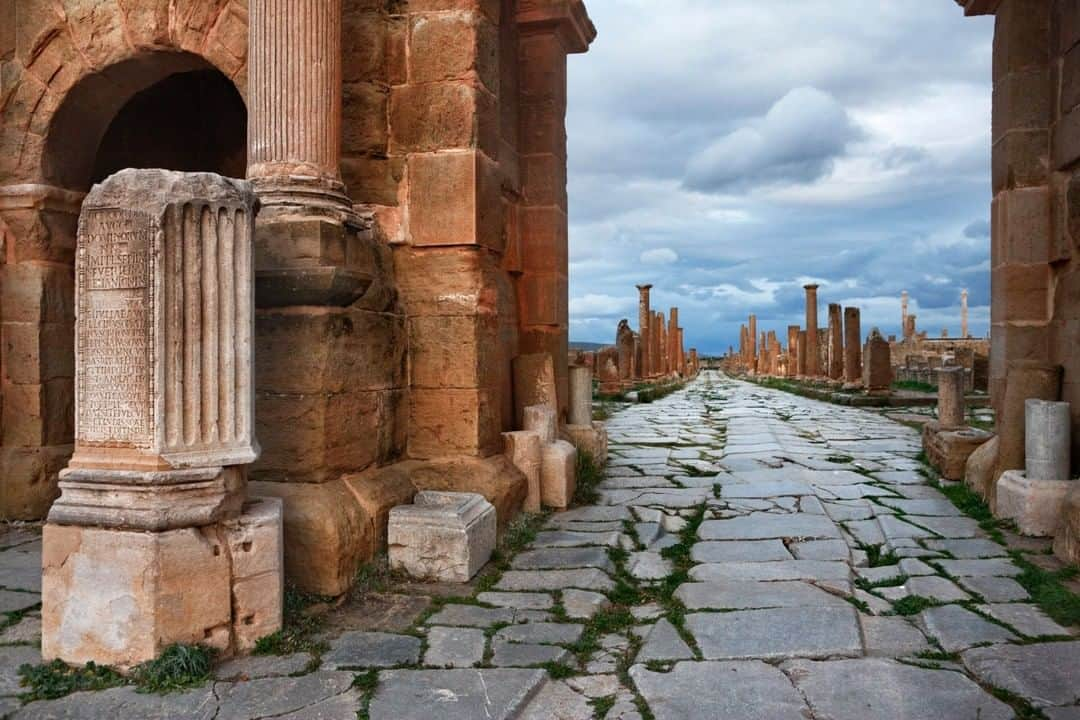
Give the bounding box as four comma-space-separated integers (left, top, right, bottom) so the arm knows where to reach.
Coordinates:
48, 466, 245, 532
997, 471, 1073, 537
922, 422, 993, 481
42, 497, 283, 668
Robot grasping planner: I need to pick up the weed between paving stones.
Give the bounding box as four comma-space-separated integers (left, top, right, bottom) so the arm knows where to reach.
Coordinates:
18, 643, 214, 702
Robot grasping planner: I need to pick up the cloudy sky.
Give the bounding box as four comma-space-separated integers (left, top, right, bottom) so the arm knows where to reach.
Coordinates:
565, 0, 994, 356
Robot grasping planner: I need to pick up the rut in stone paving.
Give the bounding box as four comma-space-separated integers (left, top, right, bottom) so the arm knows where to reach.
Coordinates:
3, 370, 1078, 719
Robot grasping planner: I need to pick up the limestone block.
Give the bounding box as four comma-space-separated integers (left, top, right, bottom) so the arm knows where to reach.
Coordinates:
541, 440, 577, 510
42, 523, 232, 668
342, 465, 417, 554
249, 478, 372, 596
388, 491, 496, 582
513, 353, 558, 428
997, 471, 1074, 537
923, 423, 993, 481
399, 455, 527, 534
523, 404, 556, 444
504, 430, 542, 513
564, 423, 608, 465
936, 367, 966, 429
1052, 484, 1080, 564
223, 498, 284, 652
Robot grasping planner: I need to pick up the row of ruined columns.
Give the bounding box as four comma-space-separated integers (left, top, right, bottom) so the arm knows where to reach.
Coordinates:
734, 284, 871, 387
632, 284, 689, 380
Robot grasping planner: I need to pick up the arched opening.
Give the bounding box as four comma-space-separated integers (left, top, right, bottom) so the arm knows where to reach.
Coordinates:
43, 51, 247, 193
91, 69, 246, 185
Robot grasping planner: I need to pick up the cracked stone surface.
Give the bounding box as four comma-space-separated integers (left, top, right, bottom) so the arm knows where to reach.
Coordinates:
3, 372, 1077, 718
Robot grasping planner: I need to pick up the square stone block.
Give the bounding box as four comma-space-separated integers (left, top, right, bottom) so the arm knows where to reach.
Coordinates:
42, 523, 232, 668
997, 471, 1074, 537
223, 497, 284, 652
541, 440, 577, 510
923, 424, 994, 481
388, 491, 496, 583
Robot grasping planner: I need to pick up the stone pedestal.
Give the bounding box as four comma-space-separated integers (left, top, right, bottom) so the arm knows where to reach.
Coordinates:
513, 353, 559, 428
565, 422, 608, 465
1053, 484, 1080, 565
541, 440, 577, 509
568, 366, 593, 426
387, 491, 496, 583
864, 328, 892, 395
936, 367, 966, 429
996, 399, 1074, 537
923, 423, 993, 481
43, 170, 282, 667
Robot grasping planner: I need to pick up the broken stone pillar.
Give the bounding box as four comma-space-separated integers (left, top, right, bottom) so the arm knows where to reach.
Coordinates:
998, 400, 1074, 536
568, 365, 593, 426
616, 320, 635, 380
43, 170, 282, 668
523, 404, 576, 510
905, 315, 917, 341
637, 285, 652, 376
828, 303, 843, 380
843, 308, 861, 385
503, 431, 542, 514
864, 328, 892, 395
936, 367, 966, 430
901, 291, 909, 337
513, 353, 558, 430
797, 331, 808, 376
748, 314, 758, 374
787, 326, 800, 378
669, 308, 680, 375
804, 285, 820, 376
963, 289, 972, 338
388, 491, 496, 583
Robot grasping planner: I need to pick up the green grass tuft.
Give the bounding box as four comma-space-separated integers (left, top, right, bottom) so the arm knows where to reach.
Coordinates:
253, 587, 331, 657
573, 451, 604, 506
1009, 553, 1080, 628
891, 595, 939, 616
131, 644, 214, 694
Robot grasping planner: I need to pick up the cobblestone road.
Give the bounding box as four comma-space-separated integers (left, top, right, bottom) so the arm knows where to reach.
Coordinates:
1, 371, 1078, 718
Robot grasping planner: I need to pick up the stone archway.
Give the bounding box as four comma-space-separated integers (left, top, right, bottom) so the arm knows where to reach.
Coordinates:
0, 50, 247, 520
43, 51, 247, 193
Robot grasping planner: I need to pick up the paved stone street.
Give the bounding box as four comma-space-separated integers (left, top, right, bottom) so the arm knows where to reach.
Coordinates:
0, 371, 1077, 718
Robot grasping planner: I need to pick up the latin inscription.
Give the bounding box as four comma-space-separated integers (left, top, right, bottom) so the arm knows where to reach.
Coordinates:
77, 209, 153, 446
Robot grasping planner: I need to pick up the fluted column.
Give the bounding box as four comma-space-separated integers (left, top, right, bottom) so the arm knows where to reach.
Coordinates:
804, 285, 820, 376
247, 0, 349, 210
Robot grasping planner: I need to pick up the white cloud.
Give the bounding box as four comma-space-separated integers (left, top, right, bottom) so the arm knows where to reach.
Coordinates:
640, 248, 679, 265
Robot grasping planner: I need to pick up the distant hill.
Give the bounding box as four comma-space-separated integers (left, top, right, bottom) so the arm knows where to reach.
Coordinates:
569, 341, 609, 351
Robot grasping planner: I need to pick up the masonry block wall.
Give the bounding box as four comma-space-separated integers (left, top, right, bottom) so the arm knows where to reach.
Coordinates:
0, 0, 594, 537
966, 0, 1080, 471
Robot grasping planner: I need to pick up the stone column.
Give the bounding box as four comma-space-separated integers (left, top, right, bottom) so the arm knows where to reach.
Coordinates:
797, 330, 808, 376
936, 367, 966, 430
901, 291, 909, 339
637, 284, 652, 377
828, 303, 843, 380
247, 0, 349, 210
568, 366, 593, 427
843, 308, 862, 384
787, 326, 800, 377
865, 328, 892, 395
1025, 400, 1071, 482
905, 315, 918, 341
804, 285, 819, 376
961, 289, 970, 338
43, 170, 282, 667
669, 308, 679, 375
748, 314, 758, 373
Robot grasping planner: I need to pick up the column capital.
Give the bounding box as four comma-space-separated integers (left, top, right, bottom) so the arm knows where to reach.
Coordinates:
635, 283, 653, 292
517, 0, 597, 53
803, 283, 819, 291
955, 0, 1001, 17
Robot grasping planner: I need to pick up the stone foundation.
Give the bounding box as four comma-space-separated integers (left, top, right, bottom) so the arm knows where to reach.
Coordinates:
1052, 485, 1080, 565
43, 497, 283, 668
922, 422, 993, 481
996, 471, 1074, 537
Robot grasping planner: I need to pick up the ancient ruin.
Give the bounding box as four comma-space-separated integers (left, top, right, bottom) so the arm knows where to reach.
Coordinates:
0, 0, 1077, 717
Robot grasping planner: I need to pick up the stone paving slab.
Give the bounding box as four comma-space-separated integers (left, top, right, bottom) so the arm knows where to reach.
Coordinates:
629, 661, 810, 720
369, 669, 547, 720
916, 605, 1017, 652
685, 607, 862, 660
962, 641, 1080, 708
783, 657, 1013, 720
691, 539, 794, 563
689, 559, 849, 582
321, 632, 421, 669
12, 686, 219, 720
675, 580, 852, 610
698, 513, 841, 541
